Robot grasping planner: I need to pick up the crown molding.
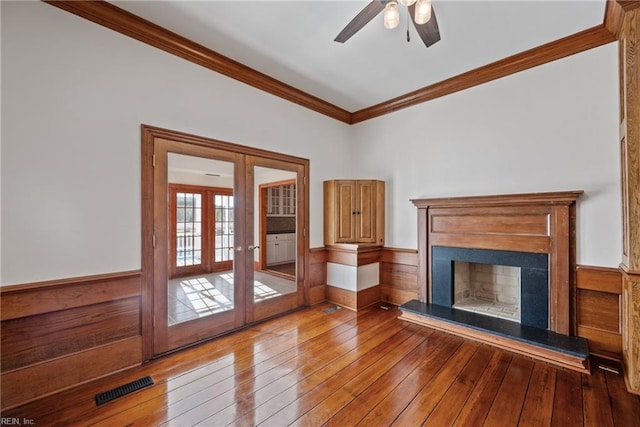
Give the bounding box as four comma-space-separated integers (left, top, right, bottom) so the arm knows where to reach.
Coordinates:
351, 24, 615, 123
43, 1, 353, 124
45, 1, 616, 125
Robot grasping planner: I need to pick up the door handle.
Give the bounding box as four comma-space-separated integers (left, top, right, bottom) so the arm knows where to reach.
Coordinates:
231, 246, 242, 252
248, 245, 260, 251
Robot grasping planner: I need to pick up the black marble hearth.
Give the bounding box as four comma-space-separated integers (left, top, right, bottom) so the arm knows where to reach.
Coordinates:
400, 299, 589, 359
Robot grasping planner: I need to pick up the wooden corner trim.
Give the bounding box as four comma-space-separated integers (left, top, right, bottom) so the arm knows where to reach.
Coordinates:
352, 25, 615, 123
607, 1, 624, 37
42, 1, 352, 124
605, 0, 628, 38
618, 1, 640, 12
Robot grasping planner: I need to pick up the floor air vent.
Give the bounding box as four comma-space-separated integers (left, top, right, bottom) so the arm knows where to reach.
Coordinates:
95, 376, 154, 406
323, 305, 342, 314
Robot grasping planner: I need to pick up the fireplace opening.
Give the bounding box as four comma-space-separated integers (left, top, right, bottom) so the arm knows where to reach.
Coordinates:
452, 262, 521, 323
432, 246, 549, 330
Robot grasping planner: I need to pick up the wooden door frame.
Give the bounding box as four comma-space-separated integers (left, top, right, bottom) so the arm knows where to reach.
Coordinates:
141, 125, 310, 361
148, 136, 244, 355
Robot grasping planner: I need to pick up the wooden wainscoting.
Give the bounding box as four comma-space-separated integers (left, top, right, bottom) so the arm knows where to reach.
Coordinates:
319, 246, 417, 310
325, 284, 382, 311
380, 247, 419, 306
576, 265, 623, 361
323, 245, 383, 311
0, 271, 143, 410
308, 247, 327, 305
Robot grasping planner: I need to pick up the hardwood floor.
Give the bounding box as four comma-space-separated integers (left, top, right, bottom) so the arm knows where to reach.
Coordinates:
4, 303, 639, 426
265, 262, 296, 277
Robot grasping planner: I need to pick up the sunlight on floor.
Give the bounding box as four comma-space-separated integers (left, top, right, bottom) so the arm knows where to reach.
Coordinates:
253, 281, 280, 301
179, 277, 233, 316
168, 271, 296, 326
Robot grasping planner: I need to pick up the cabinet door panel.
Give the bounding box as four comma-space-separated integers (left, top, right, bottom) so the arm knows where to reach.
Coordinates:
266, 240, 277, 265
335, 181, 356, 243
356, 181, 377, 243
286, 237, 296, 262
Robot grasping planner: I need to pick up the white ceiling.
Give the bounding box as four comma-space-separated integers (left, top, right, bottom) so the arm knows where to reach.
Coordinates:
112, 1, 606, 111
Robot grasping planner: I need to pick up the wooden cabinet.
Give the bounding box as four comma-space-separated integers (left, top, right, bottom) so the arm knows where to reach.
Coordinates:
267, 184, 296, 217
266, 233, 296, 265
619, 8, 640, 394
323, 180, 385, 246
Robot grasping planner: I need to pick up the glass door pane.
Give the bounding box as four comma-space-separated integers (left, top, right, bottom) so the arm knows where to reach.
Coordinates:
176, 191, 202, 267
247, 158, 303, 323
154, 142, 244, 355
167, 155, 237, 327
214, 194, 234, 263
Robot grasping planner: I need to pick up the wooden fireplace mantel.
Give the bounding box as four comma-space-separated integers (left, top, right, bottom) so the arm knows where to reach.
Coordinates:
411, 190, 583, 335
411, 190, 584, 209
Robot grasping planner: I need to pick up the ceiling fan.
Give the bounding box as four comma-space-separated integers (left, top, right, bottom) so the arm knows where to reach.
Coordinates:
334, 0, 440, 48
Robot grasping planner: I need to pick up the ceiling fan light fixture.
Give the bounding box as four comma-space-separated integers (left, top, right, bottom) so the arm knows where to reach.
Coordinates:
333, 0, 440, 47
383, 1, 400, 29
414, 0, 432, 25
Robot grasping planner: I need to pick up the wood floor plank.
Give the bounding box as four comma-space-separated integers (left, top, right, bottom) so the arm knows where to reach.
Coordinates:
390, 341, 480, 426
95, 305, 397, 426
3, 304, 640, 426
231, 309, 406, 426
604, 369, 640, 427
479, 355, 534, 426
583, 367, 615, 427
290, 326, 437, 426
423, 344, 495, 426
354, 333, 464, 426
259, 323, 421, 426
110, 311, 361, 425
323, 330, 445, 426
451, 350, 513, 426
519, 363, 557, 427
551, 368, 584, 427
169, 307, 403, 426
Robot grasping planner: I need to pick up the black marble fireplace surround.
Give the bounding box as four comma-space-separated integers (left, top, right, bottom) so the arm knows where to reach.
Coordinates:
432, 246, 549, 329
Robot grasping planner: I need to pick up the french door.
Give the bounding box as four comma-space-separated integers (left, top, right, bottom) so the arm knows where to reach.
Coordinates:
143, 128, 308, 357
168, 184, 234, 279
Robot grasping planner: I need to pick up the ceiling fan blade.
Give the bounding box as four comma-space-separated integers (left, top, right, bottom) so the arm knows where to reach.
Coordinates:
408, 4, 441, 48
334, 1, 386, 43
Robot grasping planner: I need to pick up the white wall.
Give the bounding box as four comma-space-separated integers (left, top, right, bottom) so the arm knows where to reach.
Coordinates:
0, 2, 622, 285
351, 43, 621, 267
0, 2, 351, 285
